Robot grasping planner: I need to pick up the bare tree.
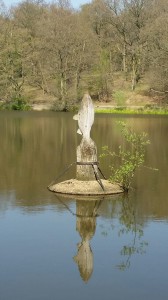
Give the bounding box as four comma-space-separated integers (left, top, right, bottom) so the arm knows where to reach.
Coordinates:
106, 0, 148, 89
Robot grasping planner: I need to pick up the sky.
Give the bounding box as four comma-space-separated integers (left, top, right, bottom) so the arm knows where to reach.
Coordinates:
3, 0, 91, 9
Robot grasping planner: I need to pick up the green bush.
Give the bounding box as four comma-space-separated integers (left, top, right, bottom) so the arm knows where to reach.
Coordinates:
100, 122, 150, 191
0, 95, 30, 111
113, 91, 126, 106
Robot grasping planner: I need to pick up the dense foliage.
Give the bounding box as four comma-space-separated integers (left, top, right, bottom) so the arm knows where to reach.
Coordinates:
0, 0, 168, 109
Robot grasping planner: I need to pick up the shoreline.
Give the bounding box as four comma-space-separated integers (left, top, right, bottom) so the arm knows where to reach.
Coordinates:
94, 106, 168, 115
1, 101, 168, 115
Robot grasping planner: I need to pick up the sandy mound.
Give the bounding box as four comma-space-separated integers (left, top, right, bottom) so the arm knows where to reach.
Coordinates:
48, 179, 124, 196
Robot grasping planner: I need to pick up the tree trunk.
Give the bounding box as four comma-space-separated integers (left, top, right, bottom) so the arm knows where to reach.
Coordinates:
131, 56, 136, 91
123, 43, 128, 80
77, 138, 97, 181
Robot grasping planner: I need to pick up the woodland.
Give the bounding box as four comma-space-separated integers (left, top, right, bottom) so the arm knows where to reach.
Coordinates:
0, 0, 168, 110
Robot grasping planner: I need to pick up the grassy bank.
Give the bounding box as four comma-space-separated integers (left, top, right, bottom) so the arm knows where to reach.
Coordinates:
95, 107, 168, 115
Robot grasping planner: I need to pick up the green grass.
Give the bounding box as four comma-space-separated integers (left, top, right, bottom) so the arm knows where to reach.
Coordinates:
95, 107, 168, 115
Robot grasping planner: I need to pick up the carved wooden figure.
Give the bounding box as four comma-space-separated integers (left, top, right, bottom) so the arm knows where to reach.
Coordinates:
73, 93, 98, 180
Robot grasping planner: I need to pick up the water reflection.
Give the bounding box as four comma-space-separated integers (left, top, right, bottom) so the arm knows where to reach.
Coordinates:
116, 194, 148, 270
1, 112, 168, 299
97, 194, 148, 272
74, 200, 101, 282
55, 193, 148, 281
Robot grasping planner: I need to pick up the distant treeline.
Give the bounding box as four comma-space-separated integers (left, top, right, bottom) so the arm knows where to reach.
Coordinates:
0, 0, 168, 110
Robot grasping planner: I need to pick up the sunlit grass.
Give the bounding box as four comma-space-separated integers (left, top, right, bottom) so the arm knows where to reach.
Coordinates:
95, 108, 168, 115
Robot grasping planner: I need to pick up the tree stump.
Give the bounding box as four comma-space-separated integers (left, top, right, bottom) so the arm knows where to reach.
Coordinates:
77, 138, 97, 180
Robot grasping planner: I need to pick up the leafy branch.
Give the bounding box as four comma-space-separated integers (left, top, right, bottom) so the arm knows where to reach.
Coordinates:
100, 121, 150, 191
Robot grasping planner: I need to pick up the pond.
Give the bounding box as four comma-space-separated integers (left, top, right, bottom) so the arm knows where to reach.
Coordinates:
0, 111, 168, 300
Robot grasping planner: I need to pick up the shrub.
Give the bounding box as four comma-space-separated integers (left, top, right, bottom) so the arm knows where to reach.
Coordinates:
1, 95, 30, 111
100, 122, 150, 191
113, 91, 126, 106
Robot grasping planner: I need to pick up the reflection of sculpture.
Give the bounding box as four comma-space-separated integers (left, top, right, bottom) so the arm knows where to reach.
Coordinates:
74, 240, 93, 283
74, 200, 101, 282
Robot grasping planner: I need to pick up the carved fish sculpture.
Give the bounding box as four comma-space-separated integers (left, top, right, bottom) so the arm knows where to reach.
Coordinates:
73, 94, 94, 140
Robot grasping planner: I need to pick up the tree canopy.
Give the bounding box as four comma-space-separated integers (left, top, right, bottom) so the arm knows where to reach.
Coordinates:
0, 0, 168, 109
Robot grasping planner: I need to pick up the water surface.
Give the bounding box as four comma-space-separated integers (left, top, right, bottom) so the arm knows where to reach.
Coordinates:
0, 111, 168, 300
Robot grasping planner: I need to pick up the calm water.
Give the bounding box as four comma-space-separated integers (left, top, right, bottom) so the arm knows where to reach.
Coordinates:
0, 111, 168, 300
